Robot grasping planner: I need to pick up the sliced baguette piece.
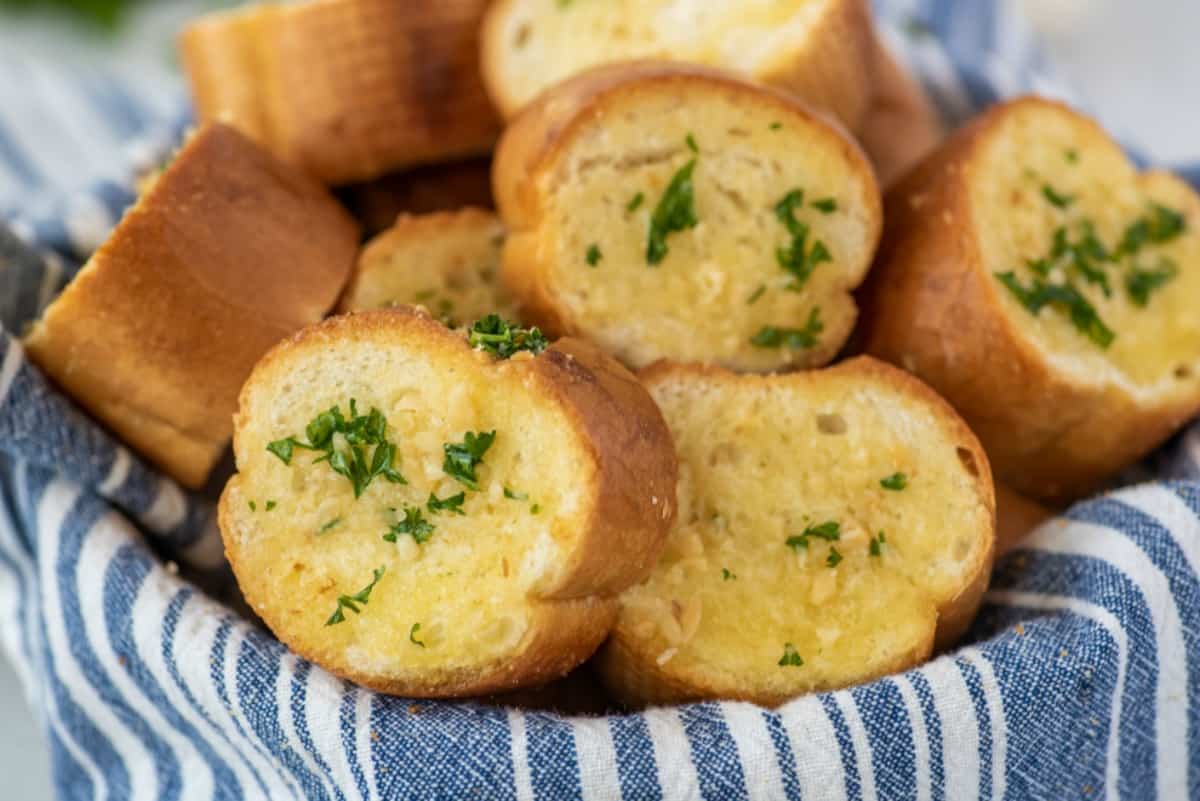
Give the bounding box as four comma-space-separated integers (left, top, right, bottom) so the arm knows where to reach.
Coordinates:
859, 38, 943, 188
858, 96, 1200, 503
24, 123, 358, 489
481, 0, 876, 132
598, 357, 995, 707
219, 308, 677, 697
494, 62, 882, 372
179, 0, 500, 185
338, 209, 518, 326
337, 158, 494, 237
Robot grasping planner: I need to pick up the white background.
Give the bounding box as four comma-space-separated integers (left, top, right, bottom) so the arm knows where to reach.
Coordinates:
2, 0, 1198, 798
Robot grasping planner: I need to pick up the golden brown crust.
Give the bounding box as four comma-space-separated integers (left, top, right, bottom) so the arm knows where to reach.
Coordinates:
180, 0, 501, 185
857, 96, 1200, 504
596, 356, 995, 707
995, 482, 1055, 559
479, 0, 877, 132
219, 307, 675, 697
859, 36, 944, 188
24, 123, 357, 488
336, 158, 494, 236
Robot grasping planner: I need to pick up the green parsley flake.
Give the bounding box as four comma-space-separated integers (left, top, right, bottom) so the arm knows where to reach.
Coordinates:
1126, 259, 1178, 307
586, 243, 603, 266
880, 472, 908, 491
427, 492, 466, 516
627, 192, 645, 213
504, 487, 529, 501
747, 285, 767, 305
530, 504, 541, 515
751, 308, 823, 350
811, 198, 838, 214
995, 272, 1114, 348
318, 518, 342, 535
686, 133, 699, 153
410, 623, 426, 647
826, 546, 843, 568
384, 506, 434, 545
722, 568, 737, 581
870, 531, 887, 557
325, 566, 385, 626
774, 189, 832, 290
1065, 149, 1079, 164
248, 500, 256, 512
646, 158, 699, 265
266, 400, 407, 498
443, 431, 496, 490
769, 121, 783, 131
1042, 184, 1075, 209
778, 643, 804, 667
265, 500, 277, 511
786, 520, 841, 551
467, 315, 549, 359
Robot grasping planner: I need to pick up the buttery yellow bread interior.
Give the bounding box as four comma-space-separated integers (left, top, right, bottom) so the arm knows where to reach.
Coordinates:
494, 63, 882, 372
599, 358, 995, 707
339, 209, 518, 326
219, 308, 676, 697
859, 96, 1200, 502
481, 0, 876, 131
24, 123, 358, 489
180, 0, 500, 184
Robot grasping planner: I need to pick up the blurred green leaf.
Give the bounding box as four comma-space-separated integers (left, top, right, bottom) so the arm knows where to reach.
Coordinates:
0, 0, 140, 30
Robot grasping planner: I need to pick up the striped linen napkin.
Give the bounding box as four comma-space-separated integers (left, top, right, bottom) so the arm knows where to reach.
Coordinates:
1, 2, 1199, 799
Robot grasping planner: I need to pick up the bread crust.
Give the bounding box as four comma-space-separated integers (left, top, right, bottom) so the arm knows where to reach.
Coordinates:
479, 0, 877, 132
24, 123, 358, 488
598, 356, 995, 707
219, 307, 676, 697
180, 0, 501, 185
494, 61, 881, 371
859, 36, 943, 188
336, 158, 494, 236
857, 96, 1200, 503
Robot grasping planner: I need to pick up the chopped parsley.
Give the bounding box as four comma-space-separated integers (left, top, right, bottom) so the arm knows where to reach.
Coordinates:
318, 518, 342, 535
870, 531, 887, 557
427, 492, 466, 516
443, 430, 496, 490
995, 272, 1114, 348
646, 157, 699, 265
265, 500, 277, 511
467, 315, 549, 359
769, 121, 783, 131
626, 192, 645, 213
747, 285, 767, 305
325, 566, 385, 626
774, 189, 832, 290
1126, 259, 1178, 307
778, 643, 804, 667
722, 568, 737, 581
1041, 184, 1075, 209
384, 506, 434, 545
503, 487, 529, 501
880, 472, 908, 491
1116, 204, 1186, 257
811, 198, 838, 214
786, 520, 841, 550
530, 503, 541, 515
248, 500, 256, 512
410, 623, 426, 647
826, 546, 843, 568
751, 308, 823, 350
1065, 149, 1079, 164
586, 243, 603, 266
266, 401, 407, 498
686, 133, 699, 154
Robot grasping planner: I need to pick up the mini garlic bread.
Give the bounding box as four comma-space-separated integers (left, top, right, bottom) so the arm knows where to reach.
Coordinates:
858, 96, 1200, 503
599, 357, 995, 707
338, 209, 518, 326
481, 0, 876, 131
24, 123, 357, 489
219, 308, 676, 697
494, 63, 882, 372
180, 0, 500, 184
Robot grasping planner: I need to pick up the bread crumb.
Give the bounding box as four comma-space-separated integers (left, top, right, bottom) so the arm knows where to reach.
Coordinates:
655, 647, 678, 666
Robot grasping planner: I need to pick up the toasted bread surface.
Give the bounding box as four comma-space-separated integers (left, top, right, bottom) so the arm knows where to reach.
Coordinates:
858, 97, 1200, 502
219, 308, 676, 696
598, 357, 995, 707
481, 0, 876, 131
494, 63, 881, 372
339, 209, 517, 325
24, 123, 358, 488
180, 0, 500, 184
337, 158, 494, 236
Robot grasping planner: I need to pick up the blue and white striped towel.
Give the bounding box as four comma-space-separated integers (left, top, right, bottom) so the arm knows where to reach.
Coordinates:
2, 2, 1200, 799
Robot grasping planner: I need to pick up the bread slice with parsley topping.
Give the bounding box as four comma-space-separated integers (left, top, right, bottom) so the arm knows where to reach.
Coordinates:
493, 62, 882, 372
218, 307, 676, 697
857, 96, 1200, 503
338, 208, 519, 327
179, 0, 500, 185
597, 357, 995, 707
480, 0, 876, 133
